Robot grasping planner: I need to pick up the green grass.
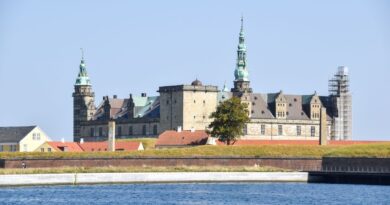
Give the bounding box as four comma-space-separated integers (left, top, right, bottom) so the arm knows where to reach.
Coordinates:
0, 166, 288, 175
0, 143, 389, 159
117, 138, 156, 150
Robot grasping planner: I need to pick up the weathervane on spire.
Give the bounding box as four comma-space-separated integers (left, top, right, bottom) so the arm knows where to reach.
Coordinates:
241, 14, 244, 32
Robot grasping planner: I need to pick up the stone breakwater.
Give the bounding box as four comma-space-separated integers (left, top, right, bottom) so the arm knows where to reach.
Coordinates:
0, 172, 308, 186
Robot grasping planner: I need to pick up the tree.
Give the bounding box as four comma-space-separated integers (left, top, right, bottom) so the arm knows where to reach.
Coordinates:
207, 97, 250, 145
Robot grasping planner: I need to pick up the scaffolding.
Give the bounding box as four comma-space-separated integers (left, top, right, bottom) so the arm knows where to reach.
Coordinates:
328, 66, 352, 140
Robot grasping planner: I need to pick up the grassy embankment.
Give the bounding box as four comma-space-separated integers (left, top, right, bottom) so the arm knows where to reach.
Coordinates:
0, 139, 389, 159
0, 165, 287, 175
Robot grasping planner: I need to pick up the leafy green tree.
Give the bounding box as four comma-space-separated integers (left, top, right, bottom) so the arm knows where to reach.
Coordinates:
207, 97, 250, 145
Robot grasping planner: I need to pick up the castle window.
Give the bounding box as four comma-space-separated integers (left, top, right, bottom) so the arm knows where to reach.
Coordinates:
243, 125, 248, 135
117, 126, 122, 136
254, 96, 258, 100
289, 103, 292, 107
252, 102, 255, 106
203, 100, 206, 104
153, 125, 158, 135
203, 116, 206, 119
261, 110, 265, 114
129, 126, 133, 135
278, 125, 283, 135
174, 99, 176, 104
286, 112, 289, 116
193, 116, 196, 119
142, 125, 147, 135
166, 100, 169, 105
294, 98, 297, 102
194, 100, 196, 103
260, 124, 265, 135
90, 128, 94, 136
311, 126, 315, 137
251, 110, 254, 114
297, 126, 301, 136
99, 127, 103, 136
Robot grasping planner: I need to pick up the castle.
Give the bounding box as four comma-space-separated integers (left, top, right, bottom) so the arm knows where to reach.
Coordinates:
73, 18, 352, 142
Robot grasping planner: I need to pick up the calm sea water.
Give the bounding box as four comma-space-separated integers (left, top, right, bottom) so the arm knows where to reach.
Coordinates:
0, 183, 389, 205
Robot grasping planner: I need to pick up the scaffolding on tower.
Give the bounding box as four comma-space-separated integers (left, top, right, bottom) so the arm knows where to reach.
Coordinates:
328, 66, 352, 140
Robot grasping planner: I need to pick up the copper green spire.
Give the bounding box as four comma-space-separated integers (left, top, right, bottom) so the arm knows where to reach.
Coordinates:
75, 48, 91, 86
234, 16, 249, 81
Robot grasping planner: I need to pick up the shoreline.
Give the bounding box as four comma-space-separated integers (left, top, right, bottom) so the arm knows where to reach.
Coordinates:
0, 172, 308, 186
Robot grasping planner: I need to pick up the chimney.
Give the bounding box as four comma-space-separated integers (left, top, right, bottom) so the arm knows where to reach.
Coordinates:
177, 126, 182, 133
190, 127, 195, 132
141, 93, 147, 97
80, 138, 84, 144
320, 107, 328, 146
108, 121, 116, 151
113, 95, 117, 99
61, 138, 65, 143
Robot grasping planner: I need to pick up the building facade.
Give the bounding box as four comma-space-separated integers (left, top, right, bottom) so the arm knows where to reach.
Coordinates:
0, 126, 51, 152
73, 18, 352, 142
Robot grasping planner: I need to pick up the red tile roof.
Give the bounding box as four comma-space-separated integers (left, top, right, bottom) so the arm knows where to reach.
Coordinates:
47, 142, 84, 152
155, 130, 210, 147
46, 141, 142, 152
78, 141, 142, 152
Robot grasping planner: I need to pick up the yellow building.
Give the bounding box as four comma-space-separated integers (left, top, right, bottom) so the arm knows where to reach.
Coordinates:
0, 126, 51, 152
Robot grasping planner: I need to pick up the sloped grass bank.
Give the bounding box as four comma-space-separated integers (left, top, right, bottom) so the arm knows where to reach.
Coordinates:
0, 143, 389, 159
0, 166, 288, 175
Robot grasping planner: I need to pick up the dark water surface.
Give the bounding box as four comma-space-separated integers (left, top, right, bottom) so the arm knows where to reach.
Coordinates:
0, 183, 389, 205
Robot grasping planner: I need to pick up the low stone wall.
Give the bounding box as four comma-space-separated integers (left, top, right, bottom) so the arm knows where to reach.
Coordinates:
0, 157, 322, 171
321, 157, 390, 173
0, 172, 309, 186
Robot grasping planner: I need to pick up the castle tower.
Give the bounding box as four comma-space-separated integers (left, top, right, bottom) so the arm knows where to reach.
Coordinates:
231, 16, 252, 96
329, 66, 352, 140
72, 51, 96, 142
158, 80, 218, 132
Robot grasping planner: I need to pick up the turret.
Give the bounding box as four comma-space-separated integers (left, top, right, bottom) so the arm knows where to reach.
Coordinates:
73, 50, 96, 142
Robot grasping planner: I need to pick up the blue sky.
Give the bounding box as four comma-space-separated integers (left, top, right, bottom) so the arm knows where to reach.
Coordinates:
0, 0, 389, 141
